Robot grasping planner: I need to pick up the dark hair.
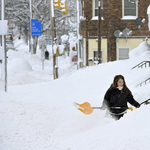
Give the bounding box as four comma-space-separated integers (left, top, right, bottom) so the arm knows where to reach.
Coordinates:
112, 75, 132, 94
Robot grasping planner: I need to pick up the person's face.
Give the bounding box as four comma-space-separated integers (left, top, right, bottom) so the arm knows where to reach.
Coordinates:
117, 78, 124, 87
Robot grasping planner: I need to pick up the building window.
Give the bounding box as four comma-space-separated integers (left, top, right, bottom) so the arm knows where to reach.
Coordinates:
118, 47, 130, 60
94, 0, 103, 17
123, 0, 137, 17
93, 50, 98, 61
93, 50, 103, 62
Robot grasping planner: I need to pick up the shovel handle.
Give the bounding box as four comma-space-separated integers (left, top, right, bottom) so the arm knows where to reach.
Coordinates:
140, 98, 150, 105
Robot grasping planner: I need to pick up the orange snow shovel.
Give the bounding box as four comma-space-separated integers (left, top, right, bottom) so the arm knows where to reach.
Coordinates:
75, 102, 133, 115
76, 102, 94, 114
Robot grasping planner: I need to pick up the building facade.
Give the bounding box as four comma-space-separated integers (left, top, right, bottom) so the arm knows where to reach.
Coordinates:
80, 0, 150, 65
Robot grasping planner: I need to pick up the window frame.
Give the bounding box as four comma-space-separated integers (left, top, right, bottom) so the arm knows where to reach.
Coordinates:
117, 46, 130, 60
92, 0, 103, 20
122, 0, 138, 20
93, 50, 103, 62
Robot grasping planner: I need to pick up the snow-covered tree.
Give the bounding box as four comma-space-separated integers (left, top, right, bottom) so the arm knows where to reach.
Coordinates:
54, 0, 77, 41
5, 0, 77, 43
5, 0, 50, 38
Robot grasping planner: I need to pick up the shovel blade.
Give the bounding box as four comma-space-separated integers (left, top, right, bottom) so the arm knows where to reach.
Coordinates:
78, 107, 93, 115
76, 102, 93, 115
77, 102, 91, 108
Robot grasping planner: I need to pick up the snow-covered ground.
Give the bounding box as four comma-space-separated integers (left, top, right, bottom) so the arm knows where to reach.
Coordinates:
0, 39, 150, 150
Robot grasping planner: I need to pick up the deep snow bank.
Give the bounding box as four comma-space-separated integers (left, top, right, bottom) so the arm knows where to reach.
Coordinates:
129, 41, 150, 59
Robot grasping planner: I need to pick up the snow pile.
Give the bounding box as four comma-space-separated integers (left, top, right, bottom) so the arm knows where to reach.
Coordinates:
8, 58, 32, 74
58, 45, 65, 54
61, 34, 69, 44
13, 38, 27, 49
68, 32, 77, 43
147, 5, 150, 31
5, 39, 77, 86
129, 41, 150, 59
53, 44, 65, 54
147, 5, 150, 14
53, 44, 58, 54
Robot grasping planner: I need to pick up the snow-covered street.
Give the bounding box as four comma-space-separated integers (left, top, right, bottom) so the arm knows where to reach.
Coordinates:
1, 39, 150, 150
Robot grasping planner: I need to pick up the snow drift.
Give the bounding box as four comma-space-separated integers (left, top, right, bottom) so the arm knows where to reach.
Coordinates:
129, 41, 150, 59
1, 39, 150, 150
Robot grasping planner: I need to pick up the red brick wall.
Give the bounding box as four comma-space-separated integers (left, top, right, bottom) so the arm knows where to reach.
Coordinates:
81, 0, 150, 61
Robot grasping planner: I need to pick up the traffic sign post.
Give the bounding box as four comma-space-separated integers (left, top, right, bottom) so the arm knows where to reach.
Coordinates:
39, 40, 47, 70
30, 19, 42, 54
31, 19, 42, 36
26, 24, 29, 45
41, 50, 45, 70
0, 0, 8, 92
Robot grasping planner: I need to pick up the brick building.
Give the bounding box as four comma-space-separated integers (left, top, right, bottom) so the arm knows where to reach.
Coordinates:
80, 0, 150, 65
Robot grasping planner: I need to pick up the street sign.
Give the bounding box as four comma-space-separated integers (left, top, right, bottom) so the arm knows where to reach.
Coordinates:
31, 19, 42, 36
26, 25, 29, 30
45, 38, 52, 45
67, 30, 77, 33
39, 40, 47, 50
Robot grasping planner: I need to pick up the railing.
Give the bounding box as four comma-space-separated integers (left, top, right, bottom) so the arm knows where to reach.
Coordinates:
136, 78, 150, 87
131, 61, 150, 69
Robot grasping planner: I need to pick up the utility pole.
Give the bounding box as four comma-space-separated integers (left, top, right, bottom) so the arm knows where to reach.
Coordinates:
77, 0, 80, 69
85, 18, 88, 66
29, 0, 34, 54
1, 0, 7, 92
98, 0, 101, 64
49, 0, 58, 79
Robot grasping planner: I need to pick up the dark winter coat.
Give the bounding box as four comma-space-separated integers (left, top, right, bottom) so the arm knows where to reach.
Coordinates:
102, 86, 140, 115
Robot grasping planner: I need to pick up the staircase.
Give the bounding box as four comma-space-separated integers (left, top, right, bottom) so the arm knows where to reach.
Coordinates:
131, 61, 150, 87
136, 78, 150, 87
131, 61, 150, 69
